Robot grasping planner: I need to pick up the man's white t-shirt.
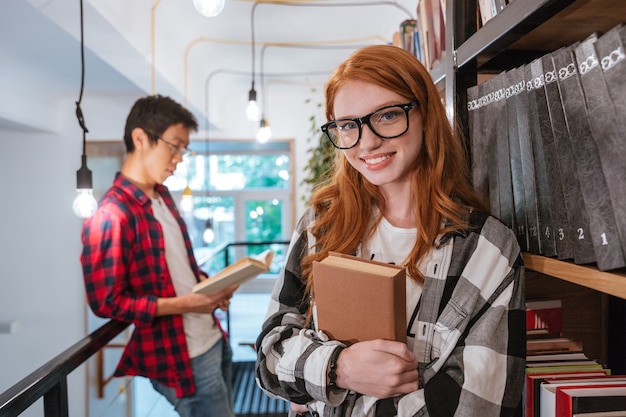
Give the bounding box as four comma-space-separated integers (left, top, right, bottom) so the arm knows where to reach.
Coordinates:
151, 196, 222, 358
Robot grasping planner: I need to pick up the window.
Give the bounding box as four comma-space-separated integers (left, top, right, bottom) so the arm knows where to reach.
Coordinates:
164, 140, 293, 279
87, 139, 293, 361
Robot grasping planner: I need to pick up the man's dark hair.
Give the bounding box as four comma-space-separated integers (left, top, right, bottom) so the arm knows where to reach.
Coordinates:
123, 94, 198, 152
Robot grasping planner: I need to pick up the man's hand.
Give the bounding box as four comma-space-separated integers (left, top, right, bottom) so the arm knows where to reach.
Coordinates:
333, 339, 419, 398
156, 285, 239, 316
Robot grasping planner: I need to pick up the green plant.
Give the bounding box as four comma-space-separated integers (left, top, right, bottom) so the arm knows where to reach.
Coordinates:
301, 91, 336, 204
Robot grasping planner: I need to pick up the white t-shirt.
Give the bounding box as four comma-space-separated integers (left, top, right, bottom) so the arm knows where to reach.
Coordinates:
151, 196, 222, 358
359, 216, 423, 351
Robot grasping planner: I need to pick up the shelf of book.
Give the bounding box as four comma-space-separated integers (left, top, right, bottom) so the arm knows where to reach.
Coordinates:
523, 253, 626, 300
456, 0, 575, 69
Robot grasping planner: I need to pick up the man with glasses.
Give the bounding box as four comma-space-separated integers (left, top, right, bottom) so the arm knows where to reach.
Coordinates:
81, 94, 237, 417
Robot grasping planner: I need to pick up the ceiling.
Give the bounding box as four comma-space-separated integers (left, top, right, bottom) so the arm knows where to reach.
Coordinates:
2, 0, 416, 138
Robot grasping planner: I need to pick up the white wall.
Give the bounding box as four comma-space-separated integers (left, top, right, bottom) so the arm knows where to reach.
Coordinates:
0, 4, 329, 414
0, 96, 88, 417
0, 61, 327, 417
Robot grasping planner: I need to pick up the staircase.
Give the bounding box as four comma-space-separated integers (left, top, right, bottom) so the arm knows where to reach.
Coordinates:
233, 361, 289, 417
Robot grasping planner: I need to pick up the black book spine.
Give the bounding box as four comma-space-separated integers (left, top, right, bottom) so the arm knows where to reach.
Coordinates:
575, 33, 626, 270
531, 58, 573, 260
467, 84, 491, 206
553, 44, 624, 270
599, 24, 626, 126
543, 51, 596, 265
515, 63, 541, 254
482, 79, 503, 222
572, 394, 626, 414
593, 24, 626, 261
493, 73, 515, 232
525, 62, 557, 257
504, 68, 529, 252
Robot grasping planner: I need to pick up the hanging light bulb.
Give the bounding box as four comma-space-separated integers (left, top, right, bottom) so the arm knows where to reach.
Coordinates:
193, 0, 225, 17
73, 0, 97, 219
181, 185, 193, 212
73, 156, 98, 218
203, 218, 215, 244
256, 117, 271, 143
246, 85, 260, 121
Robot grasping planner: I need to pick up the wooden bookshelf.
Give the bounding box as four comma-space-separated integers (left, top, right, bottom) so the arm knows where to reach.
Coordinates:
522, 254, 626, 300
442, 0, 626, 371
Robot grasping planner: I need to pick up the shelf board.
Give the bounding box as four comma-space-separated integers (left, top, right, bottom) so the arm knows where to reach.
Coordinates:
522, 253, 626, 300
509, 0, 626, 53
430, 62, 446, 85
456, 0, 575, 69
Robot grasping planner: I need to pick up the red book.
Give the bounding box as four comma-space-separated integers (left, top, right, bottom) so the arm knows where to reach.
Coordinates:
525, 371, 611, 417
541, 380, 626, 417
526, 299, 563, 334
555, 384, 626, 417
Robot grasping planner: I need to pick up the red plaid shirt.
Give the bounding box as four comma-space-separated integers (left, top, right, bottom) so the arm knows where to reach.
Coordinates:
81, 173, 209, 397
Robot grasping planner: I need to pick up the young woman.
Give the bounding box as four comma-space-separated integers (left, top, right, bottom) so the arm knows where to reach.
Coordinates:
255, 45, 525, 417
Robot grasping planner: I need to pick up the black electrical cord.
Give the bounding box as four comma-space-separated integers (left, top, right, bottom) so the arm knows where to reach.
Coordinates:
76, 0, 89, 153
75, 0, 92, 191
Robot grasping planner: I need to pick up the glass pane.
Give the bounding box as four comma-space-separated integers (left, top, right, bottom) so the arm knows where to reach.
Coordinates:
244, 199, 285, 274
189, 194, 235, 276
216, 154, 290, 190
165, 153, 290, 191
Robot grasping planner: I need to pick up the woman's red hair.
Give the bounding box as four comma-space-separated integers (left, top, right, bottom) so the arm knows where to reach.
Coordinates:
302, 45, 487, 291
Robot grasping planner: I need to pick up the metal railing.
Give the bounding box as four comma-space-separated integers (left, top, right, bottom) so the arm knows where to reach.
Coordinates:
0, 239, 289, 417
202, 240, 290, 336
0, 320, 129, 417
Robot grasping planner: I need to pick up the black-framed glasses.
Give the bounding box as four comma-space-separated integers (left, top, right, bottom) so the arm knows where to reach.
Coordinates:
320, 101, 418, 150
158, 136, 192, 158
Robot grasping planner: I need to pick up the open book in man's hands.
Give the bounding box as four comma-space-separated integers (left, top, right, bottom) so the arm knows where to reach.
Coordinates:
192, 249, 275, 295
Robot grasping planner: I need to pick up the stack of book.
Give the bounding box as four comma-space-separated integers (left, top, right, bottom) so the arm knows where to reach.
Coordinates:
467, 22, 626, 272
392, 0, 445, 71
525, 298, 626, 416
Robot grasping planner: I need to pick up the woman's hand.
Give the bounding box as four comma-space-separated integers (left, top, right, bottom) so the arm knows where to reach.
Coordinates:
290, 403, 309, 416
334, 339, 419, 398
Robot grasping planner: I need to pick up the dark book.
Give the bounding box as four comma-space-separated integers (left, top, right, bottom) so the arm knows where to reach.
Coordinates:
553, 44, 624, 271
515, 63, 541, 254
530, 58, 572, 260
504, 68, 529, 251
574, 33, 626, 270
524, 62, 557, 257
467, 83, 490, 205
481, 76, 506, 222
543, 50, 596, 265
492, 72, 515, 231
592, 24, 626, 262
555, 384, 626, 416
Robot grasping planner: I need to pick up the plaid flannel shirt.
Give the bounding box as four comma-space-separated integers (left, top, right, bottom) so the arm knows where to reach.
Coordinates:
256, 208, 525, 416
81, 173, 205, 397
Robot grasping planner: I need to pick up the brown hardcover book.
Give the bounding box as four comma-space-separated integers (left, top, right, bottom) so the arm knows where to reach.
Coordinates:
527, 337, 584, 355
312, 252, 406, 345
192, 249, 274, 295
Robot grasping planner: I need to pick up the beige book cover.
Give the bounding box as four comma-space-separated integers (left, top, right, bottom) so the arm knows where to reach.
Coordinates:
192, 249, 274, 295
312, 252, 407, 345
